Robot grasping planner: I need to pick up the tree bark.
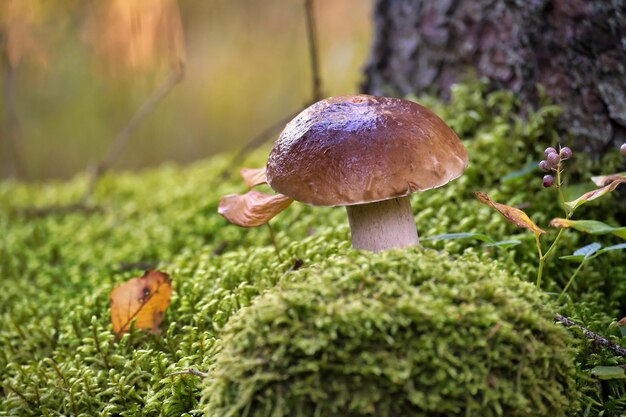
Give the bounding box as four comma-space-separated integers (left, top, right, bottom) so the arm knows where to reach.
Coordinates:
362, 0, 626, 156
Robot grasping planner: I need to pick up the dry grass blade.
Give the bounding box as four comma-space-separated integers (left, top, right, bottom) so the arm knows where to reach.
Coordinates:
109, 270, 173, 338
218, 191, 293, 227
240, 167, 267, 189
475, 191, 546, 235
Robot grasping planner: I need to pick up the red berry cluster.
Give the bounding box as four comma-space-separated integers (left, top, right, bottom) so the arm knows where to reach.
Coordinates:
539, 146, 571, 188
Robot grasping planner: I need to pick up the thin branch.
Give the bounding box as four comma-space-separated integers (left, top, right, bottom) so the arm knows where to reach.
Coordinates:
266, 223, 283, 262
222, 109, 301, 176
304, 0, 322, 101
555, 314, 626, 357
16, 203, 102, 218
83, 63, 185, 199
220, 0, 323, 176
167, 368, 208, 378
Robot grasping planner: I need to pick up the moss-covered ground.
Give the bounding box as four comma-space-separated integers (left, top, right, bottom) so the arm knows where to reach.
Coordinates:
1, 84, 625, 416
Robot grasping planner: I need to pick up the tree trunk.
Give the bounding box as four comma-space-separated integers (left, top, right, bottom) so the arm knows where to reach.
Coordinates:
362, 0, 626, 156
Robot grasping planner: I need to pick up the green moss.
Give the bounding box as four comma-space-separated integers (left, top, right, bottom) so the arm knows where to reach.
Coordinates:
204, 250, 578, 417
0, 83, 624, 416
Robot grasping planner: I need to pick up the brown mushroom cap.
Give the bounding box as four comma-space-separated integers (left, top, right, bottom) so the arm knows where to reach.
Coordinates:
266, 94, 468, 206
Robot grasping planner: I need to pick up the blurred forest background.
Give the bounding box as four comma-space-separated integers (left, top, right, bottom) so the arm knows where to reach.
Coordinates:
0, 0, 371, 180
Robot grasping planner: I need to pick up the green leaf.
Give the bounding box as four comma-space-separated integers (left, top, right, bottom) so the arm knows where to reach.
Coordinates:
422, 233, 495, 244
598, 243, 626, 254
620, 326, 626, 338
501, 161, 539, 183
483, 240, 522, 249
560, 243, 602, 262
591, 366, 626, 380
550, 219, 626, 239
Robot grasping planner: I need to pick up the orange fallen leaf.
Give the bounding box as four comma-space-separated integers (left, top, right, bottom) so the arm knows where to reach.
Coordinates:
240, 167, 267, 189
218, 191, 293, 227
110, 270, 173, 338
565, 178, 626, 210
475, 191, 546, 235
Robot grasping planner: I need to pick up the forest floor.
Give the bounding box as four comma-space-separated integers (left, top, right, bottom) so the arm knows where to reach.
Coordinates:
2, 85, 625, 416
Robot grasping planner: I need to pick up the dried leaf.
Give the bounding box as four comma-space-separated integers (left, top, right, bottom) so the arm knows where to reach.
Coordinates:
240, 167, 267, 189
549, 218, 571, 228
475, 191, 546, 235
218, 191, 293, 227
565, 178, 626, 210
110, 270, 173, 338
591, 172, 626, 187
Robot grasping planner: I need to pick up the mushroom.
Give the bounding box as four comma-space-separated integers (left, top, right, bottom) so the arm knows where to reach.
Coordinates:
266, 94, 467, 252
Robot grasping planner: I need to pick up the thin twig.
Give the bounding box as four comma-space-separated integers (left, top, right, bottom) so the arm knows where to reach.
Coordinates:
83, 63, 185, 200
220, 109, 301, 180
304, 0, 322, 101
16, 203, 102, 218
267, 223, 283, 262
555, 314, 626, 357
167, 368, 208, 378
220, 0, 323, 177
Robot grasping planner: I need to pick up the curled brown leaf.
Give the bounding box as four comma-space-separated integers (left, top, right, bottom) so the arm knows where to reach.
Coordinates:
109, 270, 173, 338
591, 172, 626, 187
475, 191, 546, 235
240, 167, 267, 189
218, 191, 293, 227
565, 178, 626, 210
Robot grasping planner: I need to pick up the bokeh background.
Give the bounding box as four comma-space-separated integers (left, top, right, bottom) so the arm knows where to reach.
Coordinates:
0, 0, 372, 180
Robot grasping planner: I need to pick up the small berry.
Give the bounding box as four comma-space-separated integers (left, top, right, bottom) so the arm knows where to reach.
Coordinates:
539, 160, 550, 172
544, 147, 557, 157
621, 143, 626, 157
560, 147, 572, 160
547, 152, 560, 167
543, 175, 555, 188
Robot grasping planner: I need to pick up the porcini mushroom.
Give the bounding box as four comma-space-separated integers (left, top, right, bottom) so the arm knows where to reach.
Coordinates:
266, 94, 467, 252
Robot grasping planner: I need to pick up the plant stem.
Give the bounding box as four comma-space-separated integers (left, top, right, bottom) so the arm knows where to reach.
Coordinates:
266, 223, 283, 262
535, 156, 576, 289
557, 260, 587, 302
535, 233, 544, 288
556, 159, 566, 211
304, 0, 322, 102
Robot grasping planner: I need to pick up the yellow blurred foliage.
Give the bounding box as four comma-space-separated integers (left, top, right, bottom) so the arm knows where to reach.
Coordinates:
1, 0, 47, 68
83, 0, 186, 77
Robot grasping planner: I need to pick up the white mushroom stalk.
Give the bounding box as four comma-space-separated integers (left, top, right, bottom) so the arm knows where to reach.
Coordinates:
346, 196, 418, 252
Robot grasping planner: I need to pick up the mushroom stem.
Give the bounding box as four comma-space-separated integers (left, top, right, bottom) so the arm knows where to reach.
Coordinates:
345, 196, 419, 252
